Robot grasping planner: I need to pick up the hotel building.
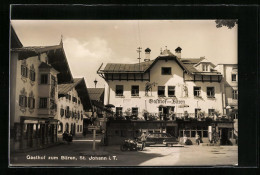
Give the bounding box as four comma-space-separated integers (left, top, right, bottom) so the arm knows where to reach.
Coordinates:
98, 47, 236, 145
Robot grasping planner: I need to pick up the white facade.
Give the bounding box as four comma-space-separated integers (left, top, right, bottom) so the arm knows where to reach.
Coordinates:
57, 87, 84, 137
103, 59, 224, 118
10, 51, 59, 150
216, 64, 238, 109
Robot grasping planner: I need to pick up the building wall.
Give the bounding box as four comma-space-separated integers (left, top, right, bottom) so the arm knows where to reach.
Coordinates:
57, 87, 84, 138
10, 52, 59, 151
216, 64, 238, 107
106, 59, 223, 117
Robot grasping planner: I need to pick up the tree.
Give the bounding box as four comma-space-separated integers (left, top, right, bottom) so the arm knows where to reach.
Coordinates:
215, 20, 238, 29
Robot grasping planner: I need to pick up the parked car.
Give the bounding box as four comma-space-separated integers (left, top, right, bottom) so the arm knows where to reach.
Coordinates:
146, 133, 178, 147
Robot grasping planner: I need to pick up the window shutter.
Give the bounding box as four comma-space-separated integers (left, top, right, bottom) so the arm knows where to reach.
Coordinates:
25, 97, 27, 107
28, 97, 31, 108
33, 98, 35, 108
21, 65, 23, 76
19, 95, 22, 106
26, 67, 28, 77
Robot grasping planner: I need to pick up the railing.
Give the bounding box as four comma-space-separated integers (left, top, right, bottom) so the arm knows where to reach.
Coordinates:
108, 112, 234, 122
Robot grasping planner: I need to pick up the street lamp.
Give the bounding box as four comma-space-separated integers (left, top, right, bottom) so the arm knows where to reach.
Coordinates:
94, 79, 98, 88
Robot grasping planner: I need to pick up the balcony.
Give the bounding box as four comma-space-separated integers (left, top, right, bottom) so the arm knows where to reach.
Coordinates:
106, 111, 234, 122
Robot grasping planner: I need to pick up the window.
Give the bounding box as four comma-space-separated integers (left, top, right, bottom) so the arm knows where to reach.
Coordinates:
193, 87, 201, 97
116, 85, 124, 96
28, 97, 35, 109
40, 74, 48, 84
232, 74, 237, 82
207, 87, 215, 98
161, 67, 172, 75
39, 98, 47, 108
77, 125, 79, 132
116, 107, 123, 116
132, 107, 138, 116
202, 64, 208, 72
60, 108, 64, 117
131, 86, 139, 96
158, 86, 165, 97
19, 95, 27, 107
232, 90, 238, 100
195, 108, 201, 118
65, 106, 70, 117
208, 109, 215, 116
73, 97, 77, 103
78, 100, 81, 105
168, 86, 175, 97
21, 65, 28, 77
29, 69, 35, 81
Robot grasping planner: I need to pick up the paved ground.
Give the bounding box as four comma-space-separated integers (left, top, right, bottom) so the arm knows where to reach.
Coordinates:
9, 134, 238, 167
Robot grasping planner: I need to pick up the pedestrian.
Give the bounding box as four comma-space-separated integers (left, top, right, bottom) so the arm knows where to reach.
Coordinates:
139, 132, 146, 149
196, 134, 200, 145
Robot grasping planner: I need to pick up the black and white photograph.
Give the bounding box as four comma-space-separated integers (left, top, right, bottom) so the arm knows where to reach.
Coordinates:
9, 19, 238, 167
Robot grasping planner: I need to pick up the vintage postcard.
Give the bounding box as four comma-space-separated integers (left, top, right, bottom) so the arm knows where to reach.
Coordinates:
9, 19, 238, 167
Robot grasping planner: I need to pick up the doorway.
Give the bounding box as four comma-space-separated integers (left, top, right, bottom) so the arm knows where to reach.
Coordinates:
220, 128, 229, 145
166, 126, 177, 137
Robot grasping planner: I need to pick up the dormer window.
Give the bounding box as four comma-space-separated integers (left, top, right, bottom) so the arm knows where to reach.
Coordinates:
202, 64, 209, 72
161, 67, 172, 75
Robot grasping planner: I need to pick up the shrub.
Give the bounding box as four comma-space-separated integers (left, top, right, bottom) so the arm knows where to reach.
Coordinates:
185, 139, 193, 145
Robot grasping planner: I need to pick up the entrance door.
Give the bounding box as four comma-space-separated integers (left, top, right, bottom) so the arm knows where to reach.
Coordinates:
221, 128, 229, 145
41, 124, 45, 145
166, 126, 176, 137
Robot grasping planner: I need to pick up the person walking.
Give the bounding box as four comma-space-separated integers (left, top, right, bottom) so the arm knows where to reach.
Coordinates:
196, 134, 200, 145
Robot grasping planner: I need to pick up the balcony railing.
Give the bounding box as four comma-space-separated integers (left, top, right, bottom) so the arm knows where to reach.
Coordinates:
107, 112, 234, 122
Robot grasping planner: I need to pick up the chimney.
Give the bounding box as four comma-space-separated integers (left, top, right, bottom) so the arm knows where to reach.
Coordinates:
175, 46, 182, 59
144, 48, 151, 62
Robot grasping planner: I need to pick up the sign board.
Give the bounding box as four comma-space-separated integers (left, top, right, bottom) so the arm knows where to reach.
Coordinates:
88, 126, 100, 130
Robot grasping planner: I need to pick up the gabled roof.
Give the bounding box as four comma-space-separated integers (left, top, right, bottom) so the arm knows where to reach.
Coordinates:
39, 62, 53, 69
99, 55, 191, 74
11, 43, 73, 84
87, 88, 105, 101
58, 78, 93, 111
102, 59, 154, 73
10, 25, 23, 48
194, 58, 216, 67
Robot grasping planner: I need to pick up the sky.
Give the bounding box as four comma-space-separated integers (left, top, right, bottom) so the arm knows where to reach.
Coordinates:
11, 20, 237, 88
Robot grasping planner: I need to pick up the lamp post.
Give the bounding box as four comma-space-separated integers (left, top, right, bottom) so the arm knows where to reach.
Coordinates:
94, 79, 98, 88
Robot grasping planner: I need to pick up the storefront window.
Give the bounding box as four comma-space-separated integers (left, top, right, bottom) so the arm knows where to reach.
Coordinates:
191, 131, 196, 137
203, 131, 208, 137
184, 131, 190, 137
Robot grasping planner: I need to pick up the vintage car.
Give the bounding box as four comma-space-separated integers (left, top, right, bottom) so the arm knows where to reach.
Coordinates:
145, 133, 178, 147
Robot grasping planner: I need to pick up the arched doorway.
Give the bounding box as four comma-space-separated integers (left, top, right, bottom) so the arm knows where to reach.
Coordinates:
65, 123, 69, 132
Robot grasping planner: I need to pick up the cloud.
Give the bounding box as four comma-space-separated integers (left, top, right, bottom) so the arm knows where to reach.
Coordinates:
63, 37, 113, 87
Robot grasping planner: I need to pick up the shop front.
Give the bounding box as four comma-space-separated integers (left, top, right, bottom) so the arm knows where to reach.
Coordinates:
12, 116, 58, 151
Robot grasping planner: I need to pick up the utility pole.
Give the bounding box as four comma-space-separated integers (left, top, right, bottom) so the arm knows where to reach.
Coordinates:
137, 47, 142, 71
